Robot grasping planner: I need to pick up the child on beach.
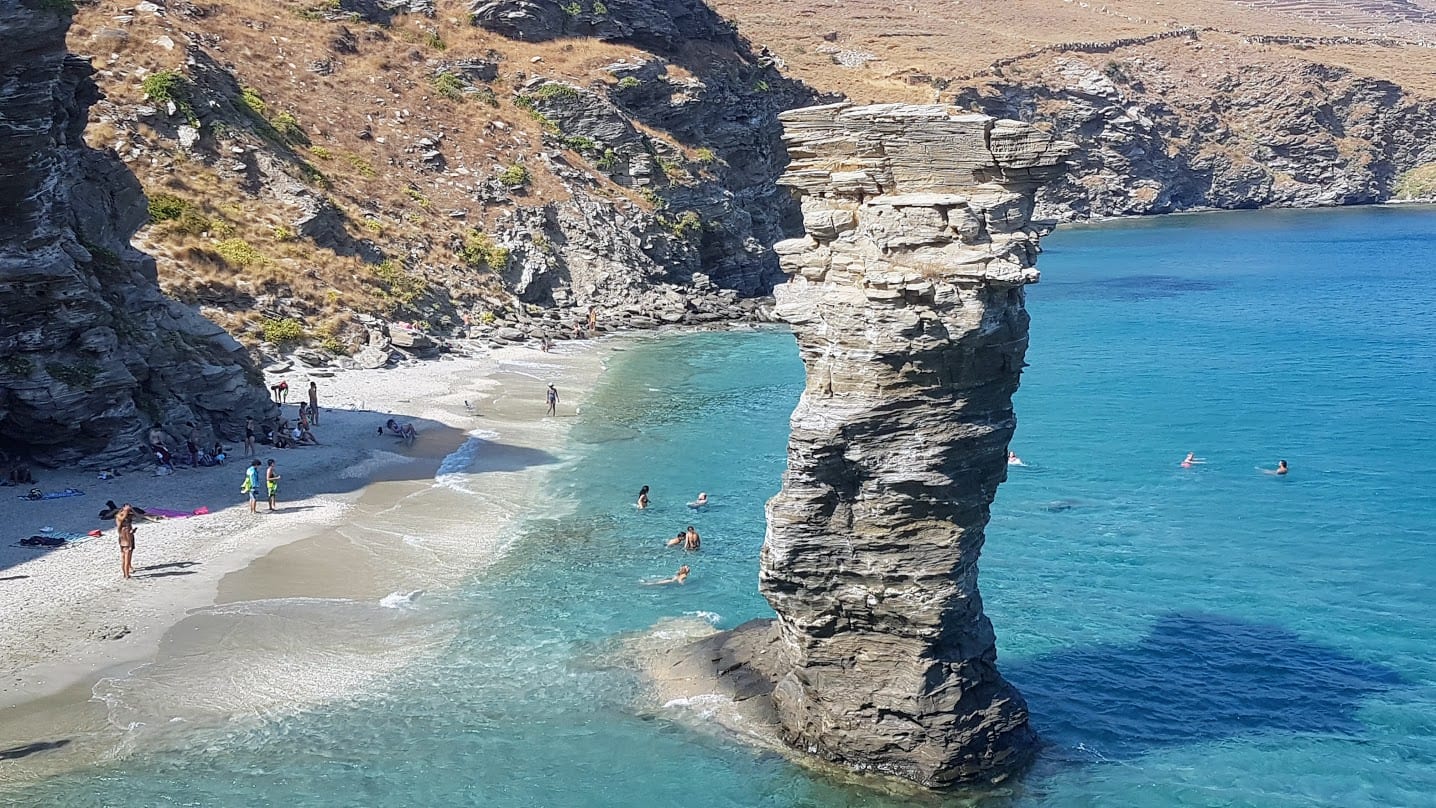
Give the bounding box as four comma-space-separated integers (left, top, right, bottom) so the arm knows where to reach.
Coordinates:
265, 459, 281, 511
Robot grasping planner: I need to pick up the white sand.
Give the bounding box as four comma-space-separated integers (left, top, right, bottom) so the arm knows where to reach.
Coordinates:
0, 339, 604, 725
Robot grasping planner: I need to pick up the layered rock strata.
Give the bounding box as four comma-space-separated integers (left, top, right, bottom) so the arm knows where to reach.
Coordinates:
759, 103, 1071, 786
0, 2, 274, 467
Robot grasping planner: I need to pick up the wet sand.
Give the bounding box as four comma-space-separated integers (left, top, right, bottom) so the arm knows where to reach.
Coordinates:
0, 340, 606, 783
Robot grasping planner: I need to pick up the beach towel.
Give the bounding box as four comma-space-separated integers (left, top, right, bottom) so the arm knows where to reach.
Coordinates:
144, 507, 211, 519
15, 530, 99, 548
17, 488, 84, 501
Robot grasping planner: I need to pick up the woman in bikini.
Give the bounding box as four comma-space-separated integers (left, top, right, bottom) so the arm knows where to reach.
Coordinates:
116, 504, 137, 579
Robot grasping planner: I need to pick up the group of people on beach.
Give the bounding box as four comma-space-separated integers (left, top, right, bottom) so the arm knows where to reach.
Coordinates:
635, 485, 710, 586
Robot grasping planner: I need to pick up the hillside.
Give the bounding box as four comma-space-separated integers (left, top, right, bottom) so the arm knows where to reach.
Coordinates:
712, 0, 1436, 218
68, 0, 813, 353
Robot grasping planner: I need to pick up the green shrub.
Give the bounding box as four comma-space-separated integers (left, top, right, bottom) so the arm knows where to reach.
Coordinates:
273, 111, 309, 145
423, 31, 446, 51
561, 1, 582, 15
478, 310, 497, 325
272, 225, 297, 241
345, 153, 377, 178
309, 145, 334, 159
173, 208, 214, 236
240, 86, 267, 118
404, 186, 430, 207
616, 76, 641, 90
47, 360, 99, 389
474, 87, 499, 107
214, 238, 262, 267
693, 147, 717, 164
458, 229, 510, 270
433, 72, 467, 101
752, 79, 770, 92
148, 193, 189, 222
261, 317, 306, 345
1, 355, 33, 377
667, 210, 703, 240
497, 164, 530, 188
592, 0, 608, 14
657, 157, 685, 181
595, 148, 619, 171
534, 83, 581, 102
1394, 163, 1436, 200
560, 135, 600, 153
370, 258, 429, 309
141, 70, 196, 122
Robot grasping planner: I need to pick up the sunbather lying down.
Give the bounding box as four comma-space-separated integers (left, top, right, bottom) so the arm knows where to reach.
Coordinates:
384, 419, 418, 442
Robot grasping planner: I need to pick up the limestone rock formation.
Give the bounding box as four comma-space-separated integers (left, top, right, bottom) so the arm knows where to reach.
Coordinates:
0, 1, 274, 468
759, 103, 1072, 786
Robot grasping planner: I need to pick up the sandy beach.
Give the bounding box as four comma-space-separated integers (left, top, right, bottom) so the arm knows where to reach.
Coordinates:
0, 338, 606, 782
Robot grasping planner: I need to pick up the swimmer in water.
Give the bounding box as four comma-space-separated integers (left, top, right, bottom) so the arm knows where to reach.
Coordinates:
636, 485, 650, 509
1277, 459, 1288, 475
684, 525, 701, 551
666, 530, 686, 547
645, 565, 690, 586
688, 492, 708, 508
1181, 452, 1205, 468
1008, 451, 1024, 466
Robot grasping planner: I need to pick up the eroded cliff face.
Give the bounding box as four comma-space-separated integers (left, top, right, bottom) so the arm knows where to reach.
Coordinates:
0, 1, 273, 468
759, 103, 1071, 786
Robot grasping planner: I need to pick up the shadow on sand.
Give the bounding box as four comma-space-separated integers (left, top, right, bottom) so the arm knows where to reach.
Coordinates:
3, 404, 559, 573
1005, 611, 1406, 764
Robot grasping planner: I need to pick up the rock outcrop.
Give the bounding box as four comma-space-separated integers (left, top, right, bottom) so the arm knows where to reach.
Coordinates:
0, 1, 274, 468
953, 50, 1436, 220
750, 103, 1069, 787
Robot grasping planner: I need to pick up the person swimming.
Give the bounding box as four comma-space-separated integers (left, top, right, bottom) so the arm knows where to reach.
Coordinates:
1277, 459, 1288, 475
645, 565, 690, 586
687, 492, 708, 508
666, 530, 687, 547
1181, 452, 1205, 468
1007, 451, 1024, 466
636, 485, 650, 509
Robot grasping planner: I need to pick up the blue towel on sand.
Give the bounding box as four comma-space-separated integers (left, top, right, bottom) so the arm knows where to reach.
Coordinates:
17, 488, 85, 501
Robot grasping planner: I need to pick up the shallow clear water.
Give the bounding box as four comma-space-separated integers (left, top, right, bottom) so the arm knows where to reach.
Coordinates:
8, 206, 1436, 806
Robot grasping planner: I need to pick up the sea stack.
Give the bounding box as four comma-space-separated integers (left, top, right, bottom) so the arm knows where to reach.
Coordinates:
761, 103, 1072, 786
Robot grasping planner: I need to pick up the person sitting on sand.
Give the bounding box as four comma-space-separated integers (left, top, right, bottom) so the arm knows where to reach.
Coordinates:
636, 485, 650, 509
153, 444, 175, 474
291, 424, 319, 446
688, 492, 708, 508
645, 565, 690, 586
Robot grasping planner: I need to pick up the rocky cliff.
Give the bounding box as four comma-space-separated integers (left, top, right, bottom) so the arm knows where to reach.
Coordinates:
645, 103, 1071, 789
952, 41, 1436, 220
0, 0, 274, 468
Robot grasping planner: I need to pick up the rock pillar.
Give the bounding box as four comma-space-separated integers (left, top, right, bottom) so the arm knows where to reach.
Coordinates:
760, 103, 1072, 786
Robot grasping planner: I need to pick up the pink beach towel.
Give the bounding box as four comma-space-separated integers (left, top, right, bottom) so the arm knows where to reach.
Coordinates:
145, 506, 211, 519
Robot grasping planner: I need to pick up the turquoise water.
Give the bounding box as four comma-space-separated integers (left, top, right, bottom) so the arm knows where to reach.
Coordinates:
7, 206, 1436, 806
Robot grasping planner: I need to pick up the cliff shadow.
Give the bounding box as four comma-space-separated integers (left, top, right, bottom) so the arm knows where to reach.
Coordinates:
1005, 611, 1406, 764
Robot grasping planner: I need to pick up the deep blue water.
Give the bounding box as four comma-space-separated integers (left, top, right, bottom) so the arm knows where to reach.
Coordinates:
6, 206, 1436, 806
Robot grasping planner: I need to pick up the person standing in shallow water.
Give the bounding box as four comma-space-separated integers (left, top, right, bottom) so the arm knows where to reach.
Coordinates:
265, 458, 281, 511
546, 384, 559, 417
636, 485, 650, 509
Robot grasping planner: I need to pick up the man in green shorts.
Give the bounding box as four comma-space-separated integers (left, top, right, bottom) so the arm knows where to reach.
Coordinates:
266, 458, 281, 511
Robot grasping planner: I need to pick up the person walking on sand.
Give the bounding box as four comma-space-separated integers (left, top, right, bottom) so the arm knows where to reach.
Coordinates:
546, 384, 559, 417
265, 458, 281, 511
278, 380, 289, 404
115, 503, 138, 579
308, 381, 319, 425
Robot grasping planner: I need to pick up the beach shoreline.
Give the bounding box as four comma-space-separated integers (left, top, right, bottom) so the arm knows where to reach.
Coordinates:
0, 338, 607, 783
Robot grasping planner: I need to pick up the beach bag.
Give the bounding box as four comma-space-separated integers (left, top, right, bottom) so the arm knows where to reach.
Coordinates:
240, 474, 253, 494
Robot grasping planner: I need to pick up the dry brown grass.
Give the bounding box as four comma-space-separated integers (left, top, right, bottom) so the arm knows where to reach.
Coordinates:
69, 0, 679, 344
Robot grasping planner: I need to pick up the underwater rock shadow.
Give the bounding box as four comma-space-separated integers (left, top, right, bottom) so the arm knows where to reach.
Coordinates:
1005, 611, 1405, 763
